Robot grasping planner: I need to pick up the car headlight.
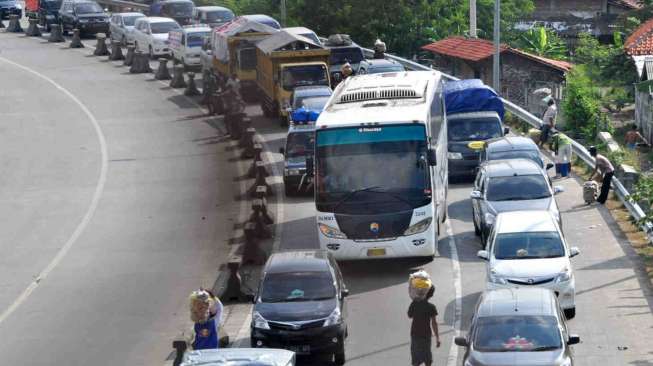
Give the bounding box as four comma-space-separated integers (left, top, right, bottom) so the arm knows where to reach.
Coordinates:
78, 19, 88, 23
252, 311, 270, 330
555, 269, 572, 283
448, 152, 463, 160
489, 271, 507, 285
319, 223, 347, 239
484, 213, 495, 226
285, 168, 301, 176
323, 307, 342, 327
404, 217, 432, 236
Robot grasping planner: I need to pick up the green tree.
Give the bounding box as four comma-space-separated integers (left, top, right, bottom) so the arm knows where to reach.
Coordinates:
516, 26, 569, 60
562, 66, 603, 139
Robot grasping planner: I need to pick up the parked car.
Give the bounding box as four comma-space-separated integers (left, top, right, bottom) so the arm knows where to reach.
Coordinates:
477, 210, 580, 318
132, 17, 181, 58
109, 12, 144, 46
58, 0, 109, 35
285, 85, 332, 124
169, 25, 211, 68
180, 348, 296, 366
37, 0, 62, 31
241, 14, 280, 29
149, 0, 194, 26
192, 6, 234, 28
251, 250, 348, 365
0, 0, 22, 20
281, 122, 315, 197
455, 288, 580, 366
284, 26, 321, 45
481, 136, 550, 170
471, 158, 564, 246
358, 59, 406, 74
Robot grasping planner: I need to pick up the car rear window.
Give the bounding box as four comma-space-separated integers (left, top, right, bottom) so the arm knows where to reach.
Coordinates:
486, 175, 550, 201
488, 150, 543, 168
260, 271, 335, 302
474, 315, 562, 352
494, 231, 564, 259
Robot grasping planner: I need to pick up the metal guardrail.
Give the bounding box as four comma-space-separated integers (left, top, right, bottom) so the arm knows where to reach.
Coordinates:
96, 0, 149, 11
363, 47, 653, 243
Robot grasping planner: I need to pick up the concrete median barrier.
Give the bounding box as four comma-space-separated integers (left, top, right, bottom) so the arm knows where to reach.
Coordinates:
48, 24, 65, 43
0, 18, 5, 29
243, 223, 267, 265
92, 33, 109, 56
169, 65, 187, 88
25, 18, 41, 37
108, 40, 124, 61
123, 45, 134, 66
6, 15, 23, 33
154, 58, 171, 80
239, 127, 256, 159
68, 28, 83, 48
248, 167, 272, 199
248, 198, 272, 239
183, 72, 200, 96
222, 258, 249, 302
129, 51, 151, 74
225, 113, 248, 139
247, 144, 264, 178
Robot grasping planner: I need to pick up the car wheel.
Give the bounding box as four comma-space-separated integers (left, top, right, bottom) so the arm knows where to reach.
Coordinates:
564, 307, 576, 319
334, 346, 346, 365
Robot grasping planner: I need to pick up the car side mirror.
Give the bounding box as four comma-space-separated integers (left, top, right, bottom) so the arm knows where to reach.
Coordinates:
278, 147, 285, 154
454, 336, 468, 347
341, 288, 350, 298
427, 148, 437, 166
477, 250, 489, 260
503, 127, 510, 135
546, 162, 555, 170
470, 190, 482, 200
567, 334, 580, 345
306, 156, 314, 177
554, 185, 565, 194
569, 247, 580, 258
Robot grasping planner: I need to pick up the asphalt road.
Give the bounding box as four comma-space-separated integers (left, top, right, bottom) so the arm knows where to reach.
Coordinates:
0, 32, 238, 365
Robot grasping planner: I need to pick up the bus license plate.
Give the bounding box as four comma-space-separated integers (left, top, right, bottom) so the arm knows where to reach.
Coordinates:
367, 248, 386, 257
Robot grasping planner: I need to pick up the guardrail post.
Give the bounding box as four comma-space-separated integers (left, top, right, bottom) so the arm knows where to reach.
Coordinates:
6, 14, 22, 33
108, 40, 124, 61
184, 72, 200, 96
154, 58, 171, 80
93, 33, 110, 56
48, 24, 65, 43
170, 65, 187, 88
25, 18, 41, 37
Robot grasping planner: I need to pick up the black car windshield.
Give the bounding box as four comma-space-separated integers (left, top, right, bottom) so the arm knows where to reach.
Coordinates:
294, 96, 329, 110
163, 2, 193, 16
282, 65, 329, 90
316, 124, 431, 214
286, 131, 315, 158
367, 65, 405, 74
187, 32, 210, 47
74, 2, 103, 13
45, 0, 62, 9
474, 316, 562, 352
448, 118, 503, 142
123, 15, 143, 26
261, 272, 336, 302
488, 150, 543, 168
329, 47, 364, 64
486, 175, 550, 201
494, 232, 564, 259
150, 21, 180, 34
206, 10, 234, 23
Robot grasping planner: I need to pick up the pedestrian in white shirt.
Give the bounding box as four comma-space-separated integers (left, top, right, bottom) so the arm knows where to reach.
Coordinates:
539, 99, 557, 148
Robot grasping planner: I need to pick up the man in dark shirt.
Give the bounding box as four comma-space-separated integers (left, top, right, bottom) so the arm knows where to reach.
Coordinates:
408, 286, 440, 366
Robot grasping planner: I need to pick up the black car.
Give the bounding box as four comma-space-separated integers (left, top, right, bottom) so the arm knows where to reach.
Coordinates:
0, 0, 22, 20
59, 0, 109, 35
251, 250, 348, 365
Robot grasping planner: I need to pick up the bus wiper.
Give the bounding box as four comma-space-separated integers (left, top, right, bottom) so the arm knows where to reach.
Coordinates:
333, 186, 383, 212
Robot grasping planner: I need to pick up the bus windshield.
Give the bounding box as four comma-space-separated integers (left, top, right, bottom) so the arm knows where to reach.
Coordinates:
316, 124, 431, 214
282, 65, 329, 91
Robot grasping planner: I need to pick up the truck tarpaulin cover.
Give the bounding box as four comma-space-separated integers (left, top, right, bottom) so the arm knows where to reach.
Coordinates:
444, 79, 505, 120
212, 17, 279, 62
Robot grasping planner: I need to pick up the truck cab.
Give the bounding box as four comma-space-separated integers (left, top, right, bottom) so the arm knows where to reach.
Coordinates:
280, 119, 316, 196
149, 0, 194, 26
324, 34, 364, 85
169, 25, 211, 68
192, 5, 233, 28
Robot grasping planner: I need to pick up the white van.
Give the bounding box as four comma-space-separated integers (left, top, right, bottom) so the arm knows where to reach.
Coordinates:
169, 25, 212, 68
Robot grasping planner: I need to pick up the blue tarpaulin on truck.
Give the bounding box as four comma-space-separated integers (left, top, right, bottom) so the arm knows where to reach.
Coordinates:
443, 79, 505, 120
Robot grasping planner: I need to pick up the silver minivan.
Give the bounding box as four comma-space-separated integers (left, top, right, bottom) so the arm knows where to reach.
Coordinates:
455, 288, 580, 366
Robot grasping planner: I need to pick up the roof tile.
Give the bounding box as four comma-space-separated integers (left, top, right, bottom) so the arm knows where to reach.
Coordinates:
625, 18, 653, 55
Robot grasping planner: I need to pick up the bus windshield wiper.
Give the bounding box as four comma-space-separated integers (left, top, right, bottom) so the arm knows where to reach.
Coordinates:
333, 186, 383, 212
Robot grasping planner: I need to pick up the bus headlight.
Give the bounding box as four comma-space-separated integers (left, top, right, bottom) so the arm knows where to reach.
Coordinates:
448, 152, 463, 160
404, 217, 432, 236
319, 223, 347, 239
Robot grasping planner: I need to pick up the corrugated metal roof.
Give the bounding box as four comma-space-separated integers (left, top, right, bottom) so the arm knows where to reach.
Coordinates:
257, 30, 323, 55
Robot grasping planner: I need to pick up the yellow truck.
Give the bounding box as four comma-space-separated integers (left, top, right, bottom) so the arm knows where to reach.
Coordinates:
255, 31, 330, 125
209, 17, 279, 101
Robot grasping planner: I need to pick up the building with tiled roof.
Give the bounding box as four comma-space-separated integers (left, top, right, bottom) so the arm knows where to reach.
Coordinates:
624, 18, 653, 79
422, 36, 573, 118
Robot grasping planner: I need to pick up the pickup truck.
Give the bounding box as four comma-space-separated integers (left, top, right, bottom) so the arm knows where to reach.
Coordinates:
255, 30, 330, 125
444, 79, 507, 177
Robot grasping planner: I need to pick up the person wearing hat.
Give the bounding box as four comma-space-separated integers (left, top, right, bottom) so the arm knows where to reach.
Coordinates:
408, 283, 440, 366
373, 39, 386, 59
189, 289, 222, 350
589, 146, 614, 204
341, 62, 353, 79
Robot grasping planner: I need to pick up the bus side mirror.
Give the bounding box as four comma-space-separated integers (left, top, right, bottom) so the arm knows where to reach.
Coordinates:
306, 156, 314, 177
427, 148, 437, 166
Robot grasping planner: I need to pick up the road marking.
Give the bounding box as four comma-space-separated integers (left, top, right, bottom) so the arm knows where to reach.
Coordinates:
0, 56, 109, 326
233, 311, 253, 347
445, 219, 462, 366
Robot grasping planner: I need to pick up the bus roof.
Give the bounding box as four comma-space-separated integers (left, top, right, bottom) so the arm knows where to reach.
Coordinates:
316, 71, 442, 128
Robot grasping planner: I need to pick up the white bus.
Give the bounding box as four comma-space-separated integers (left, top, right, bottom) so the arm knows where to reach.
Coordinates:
313, 71, 448, 259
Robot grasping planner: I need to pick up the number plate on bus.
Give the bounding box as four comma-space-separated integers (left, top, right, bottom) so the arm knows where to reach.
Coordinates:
367, 248, 386, 257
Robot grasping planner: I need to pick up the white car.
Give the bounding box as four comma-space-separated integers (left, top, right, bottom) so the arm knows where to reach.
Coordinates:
477, 210, 580, 318
109, 12, 145, 46
169, 25, 211, 68
132, 17, 181, 58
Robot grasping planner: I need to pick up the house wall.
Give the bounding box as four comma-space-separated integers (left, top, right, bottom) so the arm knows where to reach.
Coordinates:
532, 0, 606, 19
635, 87, 653, 143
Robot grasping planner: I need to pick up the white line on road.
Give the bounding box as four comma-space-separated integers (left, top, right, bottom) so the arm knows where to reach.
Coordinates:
445, 219, 462, 366
0, 56, 109, 326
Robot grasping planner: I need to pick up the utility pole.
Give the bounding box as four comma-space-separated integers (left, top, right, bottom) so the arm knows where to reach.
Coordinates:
280, 0, 287, 27
493, 0, 501, 93
470, 0, 477, 38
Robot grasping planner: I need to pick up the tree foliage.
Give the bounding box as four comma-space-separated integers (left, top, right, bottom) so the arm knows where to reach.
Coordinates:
516, 26, 568, 60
